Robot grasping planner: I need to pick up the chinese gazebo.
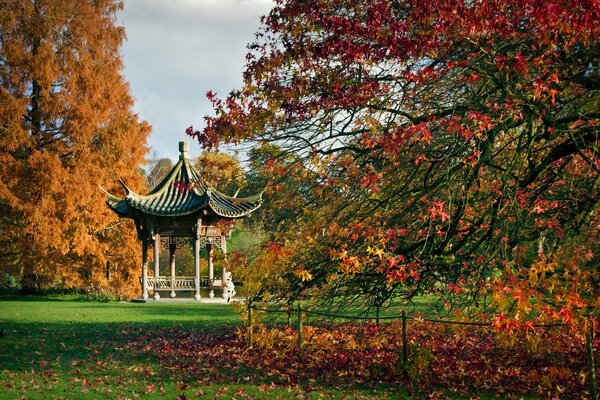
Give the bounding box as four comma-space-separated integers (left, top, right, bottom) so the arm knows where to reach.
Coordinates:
102, 141, 262, 301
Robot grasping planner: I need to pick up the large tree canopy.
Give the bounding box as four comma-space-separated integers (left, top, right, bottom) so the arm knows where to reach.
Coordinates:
0, 0, 150, 297
195, 0, 599, 325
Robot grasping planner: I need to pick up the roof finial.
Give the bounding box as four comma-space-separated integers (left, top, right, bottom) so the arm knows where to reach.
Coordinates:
179, 141, 189, 159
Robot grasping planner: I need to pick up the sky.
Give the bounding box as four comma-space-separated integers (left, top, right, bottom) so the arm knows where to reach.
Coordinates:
118, 0, 274, 163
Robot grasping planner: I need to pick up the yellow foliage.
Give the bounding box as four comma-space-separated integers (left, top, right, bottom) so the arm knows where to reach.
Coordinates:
295, 269, 313, 282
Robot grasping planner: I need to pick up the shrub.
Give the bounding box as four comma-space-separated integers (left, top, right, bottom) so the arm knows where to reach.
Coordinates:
0, 272, 21, 294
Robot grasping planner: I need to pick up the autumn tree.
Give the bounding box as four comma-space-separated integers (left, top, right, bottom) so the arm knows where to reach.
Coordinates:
192, 0, 600, 324
194, 151, 246, 196
226, 143, 323, 301
0, 0, 150, 297
243, 143, 317, 232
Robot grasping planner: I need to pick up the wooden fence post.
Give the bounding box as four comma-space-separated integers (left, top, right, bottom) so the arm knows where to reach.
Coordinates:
247, 300, 253, 349
297, 303, 303, 350
586, 320, 597, 399
402, 309, 409, 380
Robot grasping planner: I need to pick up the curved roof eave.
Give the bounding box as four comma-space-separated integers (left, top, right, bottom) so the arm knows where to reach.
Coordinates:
206, 187, 263, 218
208, 200, 262, 218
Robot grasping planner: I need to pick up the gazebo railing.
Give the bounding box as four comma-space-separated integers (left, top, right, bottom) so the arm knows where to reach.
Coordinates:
140, 276, 222, 290
144, 276, 195, 290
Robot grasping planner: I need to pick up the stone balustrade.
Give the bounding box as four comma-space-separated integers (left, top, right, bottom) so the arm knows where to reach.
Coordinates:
140, 276, 222, 290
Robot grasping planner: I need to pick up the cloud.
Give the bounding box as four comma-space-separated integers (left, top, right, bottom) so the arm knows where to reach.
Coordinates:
119, 0, 274, 162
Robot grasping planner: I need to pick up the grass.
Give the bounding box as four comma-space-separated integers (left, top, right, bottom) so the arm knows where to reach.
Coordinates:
0, 296, 243, 399
0, 295, 415, 399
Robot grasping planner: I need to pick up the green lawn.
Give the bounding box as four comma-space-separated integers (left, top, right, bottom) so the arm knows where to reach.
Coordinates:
0, 296, 411, 399
0, 297, 237, 399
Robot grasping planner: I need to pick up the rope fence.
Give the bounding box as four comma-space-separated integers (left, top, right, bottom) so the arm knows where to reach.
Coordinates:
245, 300, 597, 398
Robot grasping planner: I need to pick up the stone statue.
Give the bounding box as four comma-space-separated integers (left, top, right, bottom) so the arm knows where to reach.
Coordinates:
222, 272, 236, 302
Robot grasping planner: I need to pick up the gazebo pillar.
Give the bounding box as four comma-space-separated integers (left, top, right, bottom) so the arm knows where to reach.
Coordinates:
169, 242, 177, 298
153, 233, 160, 300
194, 223, 201, 301
221, 235, 228, 286
141, 239, 149, 300
207, 243, 214, 298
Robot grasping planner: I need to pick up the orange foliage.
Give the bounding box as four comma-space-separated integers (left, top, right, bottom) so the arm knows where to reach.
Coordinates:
0, 0, 150, 298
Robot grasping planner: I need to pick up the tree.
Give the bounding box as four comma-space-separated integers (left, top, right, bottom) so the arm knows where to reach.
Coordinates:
194, 0, 599, 324
0, 0, 150, 298
194, 151, 246, 196
244, 143, 316, 232
229, 143, 321, 301
146, 156, 174, 189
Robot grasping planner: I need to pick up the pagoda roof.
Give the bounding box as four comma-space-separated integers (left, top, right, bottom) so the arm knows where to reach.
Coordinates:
102, 142, 262, 219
